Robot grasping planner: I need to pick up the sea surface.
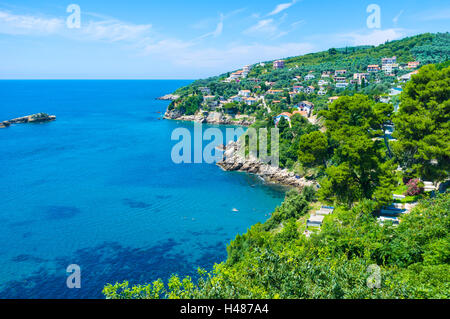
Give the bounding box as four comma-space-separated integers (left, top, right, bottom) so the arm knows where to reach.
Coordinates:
0, 80, 286, 298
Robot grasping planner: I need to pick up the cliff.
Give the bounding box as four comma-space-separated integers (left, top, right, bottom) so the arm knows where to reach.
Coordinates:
164, 109, 255, 126
217, 141, 317, 189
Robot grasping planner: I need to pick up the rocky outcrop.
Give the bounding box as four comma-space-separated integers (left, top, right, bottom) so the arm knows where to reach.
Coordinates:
1, 113, 56, 128
0, 121, 11, 129
164, 109, 255, 126
156, 94, 180, 101
218, 141, 317, 189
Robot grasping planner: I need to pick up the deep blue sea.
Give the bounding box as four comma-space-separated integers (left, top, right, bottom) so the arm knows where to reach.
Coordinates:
0, 80, 286, 299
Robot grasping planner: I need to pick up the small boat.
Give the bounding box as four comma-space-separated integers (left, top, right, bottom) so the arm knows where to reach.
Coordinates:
232, 208, 239, 212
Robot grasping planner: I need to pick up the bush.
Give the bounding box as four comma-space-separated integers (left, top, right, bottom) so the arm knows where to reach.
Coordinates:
405, 179, 424, 196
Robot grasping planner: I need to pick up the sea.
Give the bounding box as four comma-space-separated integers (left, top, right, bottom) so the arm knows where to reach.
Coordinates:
0, 80, 286, 298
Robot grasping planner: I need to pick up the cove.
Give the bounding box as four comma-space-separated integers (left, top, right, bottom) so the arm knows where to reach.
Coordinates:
0, 80, 287, 298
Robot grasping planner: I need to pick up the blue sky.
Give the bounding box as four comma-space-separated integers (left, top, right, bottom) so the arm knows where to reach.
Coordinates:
0, 0, 449, 79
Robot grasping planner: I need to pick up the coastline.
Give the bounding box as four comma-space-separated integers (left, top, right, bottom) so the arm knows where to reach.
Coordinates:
164, 108, 255, 126
162, 103, 316, 189
218, 141, 317, 190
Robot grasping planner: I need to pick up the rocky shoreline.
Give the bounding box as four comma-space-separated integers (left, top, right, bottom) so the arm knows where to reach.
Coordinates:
217, 141, 317, 189
1, 113, 56, 128
164, 109, 255, 126
156, 94, 180, 101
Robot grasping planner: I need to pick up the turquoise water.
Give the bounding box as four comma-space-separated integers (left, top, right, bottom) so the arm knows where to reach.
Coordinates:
0, 80, 286, 298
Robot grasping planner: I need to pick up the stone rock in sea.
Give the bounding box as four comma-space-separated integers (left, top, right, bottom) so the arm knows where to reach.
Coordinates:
0, 121, 11, 128
2, 113, 55, 126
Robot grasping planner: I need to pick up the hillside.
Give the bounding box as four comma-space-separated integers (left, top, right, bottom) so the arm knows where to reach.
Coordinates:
103, 33, 450, 299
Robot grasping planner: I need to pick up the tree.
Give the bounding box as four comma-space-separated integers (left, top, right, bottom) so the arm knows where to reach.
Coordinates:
392, 64, 450, 182
373, 102, 395, 158
298, 131, 329, 167
319, 95, 396, 207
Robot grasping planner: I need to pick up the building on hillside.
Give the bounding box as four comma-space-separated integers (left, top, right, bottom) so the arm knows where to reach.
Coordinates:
230, 95, 243, 103
238, 90, 251, 97
334, 76, 347, 83
274, 112, 292, 126
318, 79, 329, 86
273, 60, 285, 69
305, 86, 315, 94
407, 61, 420, 69
305, 74, 315, 81
292, 110, 309, 118
398, 70, 419, 82
242, 65, 251, 77
322, 71, 332, 78
293, 85, 304, 93
328, 96, 340, 103
295, 101, 314, 116
199, 87, 211, 95
334, 70, 347, 76
335, 82, 349, 89
382, 63, 399, 74
367, 64, 380, 72
353, 73, 368, 84
267, 89, 284, 95
244, 97, 258, 106
382, 56, 397, 65
318, 88, 327, 96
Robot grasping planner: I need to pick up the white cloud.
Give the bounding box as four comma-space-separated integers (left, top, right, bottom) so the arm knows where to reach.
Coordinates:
268, 0, 299, 16
393, 10, 404, 26
197, 14, 224, 40
147, 41, 315, 69
0, 10, 64, 35
338, 28, 406, 46
244, 18, 277, 35
81, 20, 152, 42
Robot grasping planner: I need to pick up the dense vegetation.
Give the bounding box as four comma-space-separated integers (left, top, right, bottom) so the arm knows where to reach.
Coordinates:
103, 191, 449, 299
170, 33, 449, 116
103, 34, 449, 299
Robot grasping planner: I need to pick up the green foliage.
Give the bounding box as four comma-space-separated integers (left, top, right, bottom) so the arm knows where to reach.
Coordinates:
392, 64, 450, 182
318, 95, 396, 207
104, 193, 450, 299
298, 131, 329, 167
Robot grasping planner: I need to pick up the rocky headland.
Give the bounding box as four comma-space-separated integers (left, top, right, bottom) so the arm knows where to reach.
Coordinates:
156, 94, 180, 101
217, 141, 317, 189
164, 109, 255, 126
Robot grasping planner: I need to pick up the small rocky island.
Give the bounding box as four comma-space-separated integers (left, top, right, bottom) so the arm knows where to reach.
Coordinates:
0, 113, 56, 128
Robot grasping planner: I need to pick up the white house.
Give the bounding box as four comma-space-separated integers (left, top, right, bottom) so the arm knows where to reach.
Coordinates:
230, 95, 243, 103
305, 74, 315, 81
274, 112, 292, 126
293, 85, 304, 93
336, 82, 349, 89
238, 90, 251, 97
304, 86, 315, 94
244, 97, 258, 106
